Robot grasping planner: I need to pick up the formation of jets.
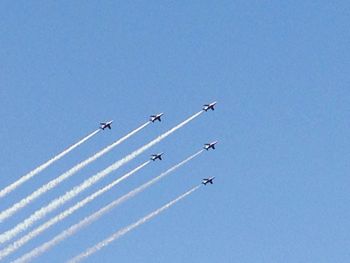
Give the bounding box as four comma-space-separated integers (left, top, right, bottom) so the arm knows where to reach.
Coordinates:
100, 120, 113, 130
100, 102, 218, 185
100, 102, 216, 129
150, 153, 164, 161
202, 101, 217, 185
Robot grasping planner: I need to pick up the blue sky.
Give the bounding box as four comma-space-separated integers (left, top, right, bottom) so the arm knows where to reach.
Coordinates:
0, 1, 349, 262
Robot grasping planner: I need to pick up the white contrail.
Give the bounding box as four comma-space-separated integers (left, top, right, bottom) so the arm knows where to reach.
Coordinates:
69, 185, 201, 263
12, 150, 203, 263
0, 161, 150, 261
0, 129, 100, 199
0, 110, 203, 244
0, 122, 150, 223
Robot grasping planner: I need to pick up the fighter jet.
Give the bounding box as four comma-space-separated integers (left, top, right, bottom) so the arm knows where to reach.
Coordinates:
150, 113, 164, 122
150, 152, 164, 161
204, 141, 218, 150
203, 101, 217, 111
202, 177, 215, 185
100, 120, 113, 130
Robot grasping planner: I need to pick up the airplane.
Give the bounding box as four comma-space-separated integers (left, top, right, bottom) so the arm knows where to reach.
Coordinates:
100, 120, 113, 130
202, 177, 215, 185
204, 141, 218, 150
203, 101, 217, 111
150, 152, 164, 161
150, 113, 164, 122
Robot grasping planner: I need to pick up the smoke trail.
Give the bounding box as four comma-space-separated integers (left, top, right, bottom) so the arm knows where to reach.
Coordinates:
69, 185, 201, 263
0, 129, 100, 199
0, 161, 150, 261
0, 122, 150, 223
0, 111, 202, 244
12, 150, 203, 263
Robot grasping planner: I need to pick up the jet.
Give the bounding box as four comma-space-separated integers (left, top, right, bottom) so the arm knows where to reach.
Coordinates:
202, 177, 215, 185
204, 141, 218, 151
150, 152, 164, 161
100, 120, 113, 130
203, 101, 217, 111
150, 113, 164, 122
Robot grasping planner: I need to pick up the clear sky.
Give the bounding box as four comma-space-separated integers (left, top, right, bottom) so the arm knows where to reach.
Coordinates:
0, 1, 349, 262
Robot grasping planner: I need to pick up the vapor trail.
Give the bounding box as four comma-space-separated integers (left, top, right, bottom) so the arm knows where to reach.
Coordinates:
69, 185, 201, 263
0, 129, 100, 199
12, 150, 203, 263
0, 111, 202, 244
0, 122, 150, 223
0, 161, 150, 261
